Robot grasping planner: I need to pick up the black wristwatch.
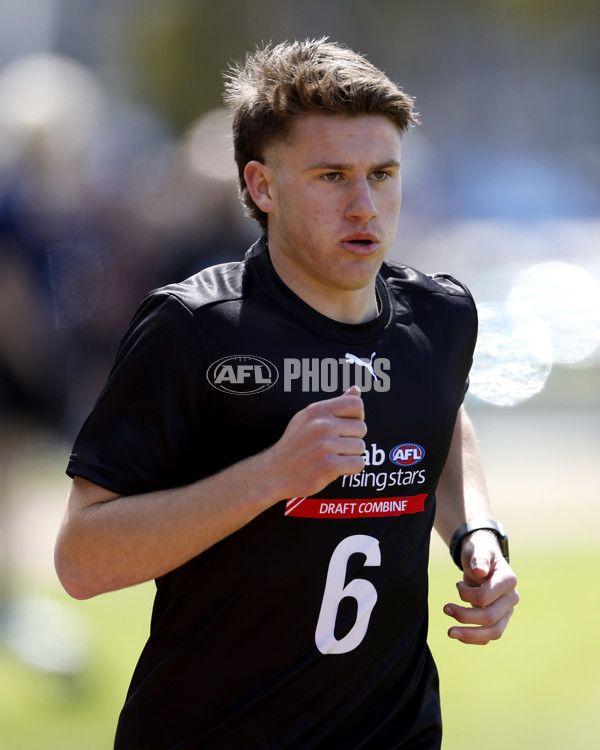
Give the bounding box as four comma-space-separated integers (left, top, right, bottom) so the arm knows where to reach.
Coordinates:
449, 519, 510, 569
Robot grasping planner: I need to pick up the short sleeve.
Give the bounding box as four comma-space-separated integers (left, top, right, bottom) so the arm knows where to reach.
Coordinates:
430, 272, 477, 402
67, 292, 213, 495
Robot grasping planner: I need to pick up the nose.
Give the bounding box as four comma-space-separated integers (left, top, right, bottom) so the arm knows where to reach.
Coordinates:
345, 178, 378, 223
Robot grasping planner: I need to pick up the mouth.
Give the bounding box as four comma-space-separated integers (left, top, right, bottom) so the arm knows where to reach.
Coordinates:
341, 235, 380, 255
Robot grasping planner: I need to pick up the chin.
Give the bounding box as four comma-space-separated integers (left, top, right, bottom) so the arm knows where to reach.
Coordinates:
340, 258, 384, 284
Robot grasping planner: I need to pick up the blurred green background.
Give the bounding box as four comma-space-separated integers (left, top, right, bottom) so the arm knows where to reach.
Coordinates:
1, 0, 599, 748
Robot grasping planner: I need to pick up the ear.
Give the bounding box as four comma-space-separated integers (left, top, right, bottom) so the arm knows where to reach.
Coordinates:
244, 160, 275, 214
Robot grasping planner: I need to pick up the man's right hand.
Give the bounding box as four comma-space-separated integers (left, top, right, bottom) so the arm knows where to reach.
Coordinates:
264, 385, 367, 501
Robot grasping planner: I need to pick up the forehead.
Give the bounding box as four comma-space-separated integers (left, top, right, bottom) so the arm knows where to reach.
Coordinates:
267, 113, 402, 167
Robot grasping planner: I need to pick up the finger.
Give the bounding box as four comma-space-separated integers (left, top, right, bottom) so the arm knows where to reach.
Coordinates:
458, 570, 519, 609
460, 532, 497, 579
328, 389, 365, 420
447, 609, 514, 645
444, 589, 518, 627
311, 399, 364, 424
334, 437, 367, 456
335, 418, 368, 438
330, 453, 366, 476
467, 555, 491, 579
456, 580, 491, 608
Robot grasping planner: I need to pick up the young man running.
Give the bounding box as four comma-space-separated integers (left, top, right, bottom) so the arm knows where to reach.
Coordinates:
55, 39, 518, 749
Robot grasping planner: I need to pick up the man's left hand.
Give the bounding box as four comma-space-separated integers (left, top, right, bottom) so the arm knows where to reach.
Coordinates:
443, 530, 519, 645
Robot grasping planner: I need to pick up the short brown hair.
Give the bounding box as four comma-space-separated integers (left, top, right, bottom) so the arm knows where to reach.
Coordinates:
224, 38, 419, 232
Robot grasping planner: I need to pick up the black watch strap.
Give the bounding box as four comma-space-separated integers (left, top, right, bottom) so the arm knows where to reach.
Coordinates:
449, 519, 510, 569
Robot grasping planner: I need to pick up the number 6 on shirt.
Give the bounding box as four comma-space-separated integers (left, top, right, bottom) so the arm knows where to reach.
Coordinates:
315, 535, 381, 655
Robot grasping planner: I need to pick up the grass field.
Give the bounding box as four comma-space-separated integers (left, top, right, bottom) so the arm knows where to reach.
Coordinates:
1, 545, 598, 750
1, 404, 598, 749
429, 545, 600, 750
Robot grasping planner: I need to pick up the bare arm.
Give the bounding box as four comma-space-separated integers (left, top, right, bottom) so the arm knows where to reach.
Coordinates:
434, 405, 494, 545
434, 406, 519, 644
55, 388, 366, 600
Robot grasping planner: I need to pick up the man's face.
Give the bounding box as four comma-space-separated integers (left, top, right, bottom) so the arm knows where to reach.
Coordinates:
257, 113, 403, 302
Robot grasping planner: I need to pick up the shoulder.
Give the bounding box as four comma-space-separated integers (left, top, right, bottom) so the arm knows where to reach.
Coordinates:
380, 259, 474, 301
379, 261, 477, 342
147, 238, 267, 315
151, 260, 249, 313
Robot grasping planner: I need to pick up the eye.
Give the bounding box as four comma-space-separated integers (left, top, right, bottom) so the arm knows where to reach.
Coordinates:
321, 172, 342, 182
371, 170, 391, 181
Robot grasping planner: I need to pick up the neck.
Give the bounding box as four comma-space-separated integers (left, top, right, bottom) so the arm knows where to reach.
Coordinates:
269, 251, 379, 324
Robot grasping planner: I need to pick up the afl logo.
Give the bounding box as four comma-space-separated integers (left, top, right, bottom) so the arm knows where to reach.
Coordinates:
207, 355, 279, 395
390, 443, 425, 466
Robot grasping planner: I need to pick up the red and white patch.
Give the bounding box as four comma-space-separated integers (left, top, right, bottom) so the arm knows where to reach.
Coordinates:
285, 494, 427, 519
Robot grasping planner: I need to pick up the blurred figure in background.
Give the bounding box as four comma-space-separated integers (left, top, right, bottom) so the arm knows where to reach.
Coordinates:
0, 52, 254, 675
0, 53, 107, 673
146, 107, 257, 283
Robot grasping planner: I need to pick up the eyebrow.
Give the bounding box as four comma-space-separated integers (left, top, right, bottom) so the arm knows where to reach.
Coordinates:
303, 159, 401, 173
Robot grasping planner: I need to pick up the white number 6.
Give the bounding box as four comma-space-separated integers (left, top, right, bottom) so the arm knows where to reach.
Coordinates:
315, 534, 381, 655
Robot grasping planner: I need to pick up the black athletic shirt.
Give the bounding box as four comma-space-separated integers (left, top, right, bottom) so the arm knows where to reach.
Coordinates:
67, 237, 477, 749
